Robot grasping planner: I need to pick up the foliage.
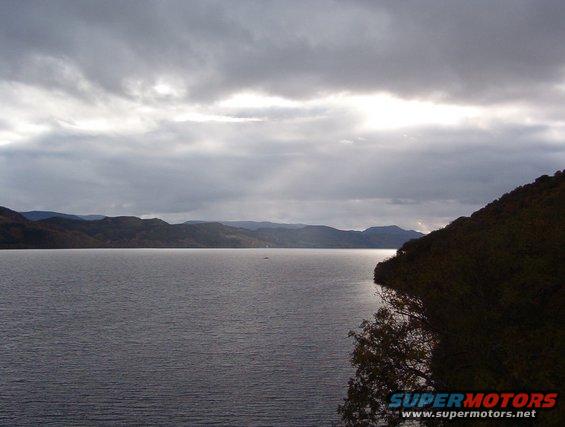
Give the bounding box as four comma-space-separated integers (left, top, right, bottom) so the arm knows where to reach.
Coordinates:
341, 171, 565, 425
339, 288, 436, 426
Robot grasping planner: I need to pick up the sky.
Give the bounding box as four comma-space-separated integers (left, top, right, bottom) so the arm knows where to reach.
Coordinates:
0, 0, 564, 232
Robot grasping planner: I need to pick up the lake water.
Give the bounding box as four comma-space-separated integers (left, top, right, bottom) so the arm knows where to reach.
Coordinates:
0, 248, 393, 426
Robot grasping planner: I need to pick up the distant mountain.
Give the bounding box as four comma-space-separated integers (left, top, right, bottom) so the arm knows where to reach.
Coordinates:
0, 207, 423, 249
45, 216, 270, 248
252, 225, 424, 248
0, 209, 269, 249
184, 220, 308, 230
0, 207, 26, 224
362, 225, 424, 248
0, 208, 101, 248
364, 225, 419, 235
20, 210, 105, 221
77, 214, 106, 221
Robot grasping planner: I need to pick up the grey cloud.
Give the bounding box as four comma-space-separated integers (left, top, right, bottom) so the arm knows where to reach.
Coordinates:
1, 0, 565, 103
1, 117, 562, 230
0, 1, 563, 231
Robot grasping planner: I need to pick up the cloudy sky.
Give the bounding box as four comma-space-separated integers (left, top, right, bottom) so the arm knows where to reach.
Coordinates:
1, 0, 564, 231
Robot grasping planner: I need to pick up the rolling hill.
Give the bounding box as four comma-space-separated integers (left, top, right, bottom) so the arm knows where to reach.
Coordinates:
20, 210, 105, 221
0, 208, 423, 249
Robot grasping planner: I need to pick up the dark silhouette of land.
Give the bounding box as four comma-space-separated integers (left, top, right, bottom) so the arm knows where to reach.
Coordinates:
340, 171, 564, 425
1, 208, 422, 249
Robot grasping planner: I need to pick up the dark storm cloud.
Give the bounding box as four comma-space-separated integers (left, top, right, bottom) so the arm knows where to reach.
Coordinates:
1, 0, 565, 102
0, 0, 564, 230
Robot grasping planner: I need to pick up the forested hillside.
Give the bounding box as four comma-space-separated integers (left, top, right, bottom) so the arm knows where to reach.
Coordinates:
0, 207, 422, 249
341, 171, 564, 425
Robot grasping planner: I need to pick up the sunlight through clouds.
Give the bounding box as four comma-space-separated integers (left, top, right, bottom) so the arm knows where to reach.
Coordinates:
0, 0, 563, 230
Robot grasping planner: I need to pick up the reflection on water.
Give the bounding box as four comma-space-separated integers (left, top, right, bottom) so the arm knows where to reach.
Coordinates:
0, 248, 393, 425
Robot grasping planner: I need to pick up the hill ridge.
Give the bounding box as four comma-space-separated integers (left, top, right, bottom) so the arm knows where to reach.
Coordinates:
1, 207, 423, 249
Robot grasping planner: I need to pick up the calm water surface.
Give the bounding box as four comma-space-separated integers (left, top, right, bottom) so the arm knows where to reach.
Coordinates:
0, 249, 393, 426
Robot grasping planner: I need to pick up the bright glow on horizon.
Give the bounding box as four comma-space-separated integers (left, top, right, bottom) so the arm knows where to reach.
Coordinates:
338, 93, 481, 130
219, 92, 301, 109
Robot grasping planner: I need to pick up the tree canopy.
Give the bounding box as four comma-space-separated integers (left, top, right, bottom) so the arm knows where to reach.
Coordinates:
341, 171, 564, 425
